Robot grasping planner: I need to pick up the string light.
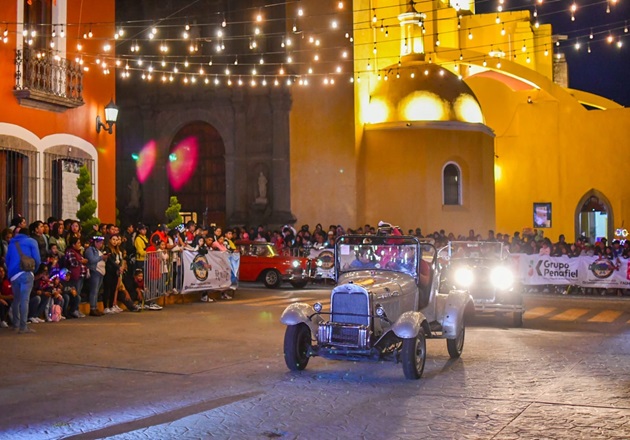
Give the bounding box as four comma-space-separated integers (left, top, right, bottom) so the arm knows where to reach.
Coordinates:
13, 2, 623, 91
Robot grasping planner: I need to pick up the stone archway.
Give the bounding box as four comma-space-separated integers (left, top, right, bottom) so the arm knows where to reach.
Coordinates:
574, 189, 613, 243
169, 121, 226, 228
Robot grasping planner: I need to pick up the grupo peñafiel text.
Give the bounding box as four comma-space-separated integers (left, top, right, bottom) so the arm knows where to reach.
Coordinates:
511, 254, 630, 288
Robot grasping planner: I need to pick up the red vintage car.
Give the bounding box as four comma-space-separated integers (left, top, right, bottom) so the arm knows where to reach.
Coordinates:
236, 241, 314, 289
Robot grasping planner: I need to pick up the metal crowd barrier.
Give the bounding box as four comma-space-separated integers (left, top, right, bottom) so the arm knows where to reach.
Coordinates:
143, 250, 184, 304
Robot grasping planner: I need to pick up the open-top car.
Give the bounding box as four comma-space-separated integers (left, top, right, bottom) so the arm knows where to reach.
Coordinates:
280, 233, 473, 380
438, 241, 523, 327
236, 241, 314, 289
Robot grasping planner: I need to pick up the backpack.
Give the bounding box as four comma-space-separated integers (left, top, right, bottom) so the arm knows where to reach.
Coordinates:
50, 304, 62, 322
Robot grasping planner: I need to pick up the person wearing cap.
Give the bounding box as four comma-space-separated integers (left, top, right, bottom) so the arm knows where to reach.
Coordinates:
85, 236, 107, 316
134, 224, 149, 272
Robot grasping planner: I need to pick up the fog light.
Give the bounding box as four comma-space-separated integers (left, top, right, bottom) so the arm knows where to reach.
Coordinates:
313, 302, 322, 313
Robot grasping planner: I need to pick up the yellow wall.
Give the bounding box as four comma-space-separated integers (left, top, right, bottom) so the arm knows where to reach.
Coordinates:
469, 75, 630, 241
289, 0, 357, 228
289, 0, 630, 239
360, 126, 495, 233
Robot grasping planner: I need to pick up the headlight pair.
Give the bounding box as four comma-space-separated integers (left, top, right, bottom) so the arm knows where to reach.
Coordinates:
453, 266, 514, 290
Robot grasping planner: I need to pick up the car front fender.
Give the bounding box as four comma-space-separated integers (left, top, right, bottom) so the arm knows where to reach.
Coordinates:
440, 290, 472, 339
392, 310, 427, 339
280, 302, 323, 335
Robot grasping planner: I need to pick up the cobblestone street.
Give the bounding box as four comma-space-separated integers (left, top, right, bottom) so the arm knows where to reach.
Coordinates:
2, 287, 629, 439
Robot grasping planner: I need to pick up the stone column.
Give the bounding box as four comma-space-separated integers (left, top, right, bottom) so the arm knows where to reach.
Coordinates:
269, 89, 296, 225
228, 89, 249, 226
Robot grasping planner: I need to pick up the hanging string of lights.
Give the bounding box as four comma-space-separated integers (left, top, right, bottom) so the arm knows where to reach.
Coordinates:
1, 0, 626, 87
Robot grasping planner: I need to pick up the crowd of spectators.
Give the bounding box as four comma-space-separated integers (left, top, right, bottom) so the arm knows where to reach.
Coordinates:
2, 215, 627, 333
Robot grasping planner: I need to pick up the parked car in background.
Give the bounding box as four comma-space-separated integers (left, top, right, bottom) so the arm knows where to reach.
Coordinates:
280, 233, 473, 380
438, 241, 523, 327
236, 241, 314, 289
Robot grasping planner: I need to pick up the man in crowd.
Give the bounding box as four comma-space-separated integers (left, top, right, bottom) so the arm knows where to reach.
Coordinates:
6, 225, 41, 333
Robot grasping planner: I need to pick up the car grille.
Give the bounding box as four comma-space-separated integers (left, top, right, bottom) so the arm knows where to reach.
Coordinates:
331, 291, 369, 326
318, 323, 369, 349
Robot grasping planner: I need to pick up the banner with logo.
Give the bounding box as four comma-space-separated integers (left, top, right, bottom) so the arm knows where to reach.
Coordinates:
181, 250, 239, 293
309, 248, 336, 279
511, 254, 630, 288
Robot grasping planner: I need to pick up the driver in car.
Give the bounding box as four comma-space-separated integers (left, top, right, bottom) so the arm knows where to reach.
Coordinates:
348, 247, 376, 270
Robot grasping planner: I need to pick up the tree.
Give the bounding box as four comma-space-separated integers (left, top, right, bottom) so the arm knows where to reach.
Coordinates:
165, 196, 182, 229
76, 165, 100, 235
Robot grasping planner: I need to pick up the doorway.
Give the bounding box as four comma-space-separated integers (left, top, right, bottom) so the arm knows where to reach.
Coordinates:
576, 191, 612, 244
168, 122, 226, 229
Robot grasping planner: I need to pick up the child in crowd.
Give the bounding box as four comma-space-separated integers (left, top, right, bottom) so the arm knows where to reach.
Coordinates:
59, 267, 82, 319
132, 268, 162, 310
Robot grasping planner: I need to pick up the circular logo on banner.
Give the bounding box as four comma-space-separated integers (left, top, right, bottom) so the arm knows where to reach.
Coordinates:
317, 250, 335, 270
190, 254, 211, 281
588, 257, 616, 279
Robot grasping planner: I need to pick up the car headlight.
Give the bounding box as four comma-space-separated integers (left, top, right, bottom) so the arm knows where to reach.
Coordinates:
490, 266, 514, 290
375, 303, 386, 318
313, 302, 323, 313
292, 260, 300, 268
454, 267, 474, 288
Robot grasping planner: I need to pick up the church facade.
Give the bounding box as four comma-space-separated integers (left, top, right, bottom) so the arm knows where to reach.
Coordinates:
114, 0, 630, 243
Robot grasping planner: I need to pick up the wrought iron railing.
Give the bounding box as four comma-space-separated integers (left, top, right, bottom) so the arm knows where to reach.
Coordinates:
14, 48, 84, 109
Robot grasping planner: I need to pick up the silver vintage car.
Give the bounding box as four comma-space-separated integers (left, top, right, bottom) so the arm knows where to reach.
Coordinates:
438, 241, 523, 327
280, 234, 473, 380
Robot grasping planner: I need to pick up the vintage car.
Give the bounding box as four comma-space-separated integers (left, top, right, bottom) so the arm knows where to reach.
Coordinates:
280, 234, 473, 380
235, 241, 314, 289
438, 241, 523, 327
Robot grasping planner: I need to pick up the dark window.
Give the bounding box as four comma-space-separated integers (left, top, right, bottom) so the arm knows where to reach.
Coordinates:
24, 0, 52, 51
443, 164, 461, 205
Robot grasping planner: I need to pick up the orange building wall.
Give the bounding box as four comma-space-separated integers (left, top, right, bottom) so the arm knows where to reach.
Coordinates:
0, 0, 116, 223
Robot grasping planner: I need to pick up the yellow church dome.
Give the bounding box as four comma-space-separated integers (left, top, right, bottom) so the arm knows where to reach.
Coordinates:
367, 63, 484, 124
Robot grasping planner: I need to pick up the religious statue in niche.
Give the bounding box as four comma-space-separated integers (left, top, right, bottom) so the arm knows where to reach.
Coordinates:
127, 176, 141, 210
255, 171, 268, 204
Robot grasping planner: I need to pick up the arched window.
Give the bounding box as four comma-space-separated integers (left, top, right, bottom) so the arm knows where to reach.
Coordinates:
443, 163, 461, 205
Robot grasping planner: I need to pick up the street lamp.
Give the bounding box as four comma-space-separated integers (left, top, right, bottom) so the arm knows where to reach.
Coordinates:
96, 99, 119, 134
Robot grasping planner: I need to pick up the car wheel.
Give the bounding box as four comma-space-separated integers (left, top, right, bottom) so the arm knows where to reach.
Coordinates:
290, 280, 308, 289
447, 325, 465, 358
513, 311, 523, 328
263, 270, 282, 288
284, 323, 311, 371
401, 332, 426, 380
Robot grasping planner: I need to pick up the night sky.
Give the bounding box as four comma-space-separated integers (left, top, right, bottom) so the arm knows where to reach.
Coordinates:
476, 0, 630, 106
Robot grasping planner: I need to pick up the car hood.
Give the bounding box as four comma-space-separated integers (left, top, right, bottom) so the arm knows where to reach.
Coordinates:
336, 270, 417, 298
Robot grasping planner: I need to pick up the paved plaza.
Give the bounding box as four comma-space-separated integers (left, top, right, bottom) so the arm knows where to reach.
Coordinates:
1, 287, 630, 439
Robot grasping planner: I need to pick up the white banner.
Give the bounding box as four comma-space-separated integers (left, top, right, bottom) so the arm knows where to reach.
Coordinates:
511, 254, 630, 288
181, 250, 239, 293
309, 248, 336, 279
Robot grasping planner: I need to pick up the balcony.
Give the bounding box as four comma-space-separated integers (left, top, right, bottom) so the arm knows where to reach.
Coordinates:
13, 48, 84, 112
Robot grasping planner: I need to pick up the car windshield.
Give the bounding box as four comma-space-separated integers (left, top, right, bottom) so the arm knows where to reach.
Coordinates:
336, 235, 433, 279
238, 243, 279, 257
440, 241, 507, 261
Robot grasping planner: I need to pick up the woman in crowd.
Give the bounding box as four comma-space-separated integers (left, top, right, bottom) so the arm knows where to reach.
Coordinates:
49, 221, 67, 254
0, 228, 13, 268
85, 236, 107, 316
64, 236, 88, 318
103, 234, 130, 313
